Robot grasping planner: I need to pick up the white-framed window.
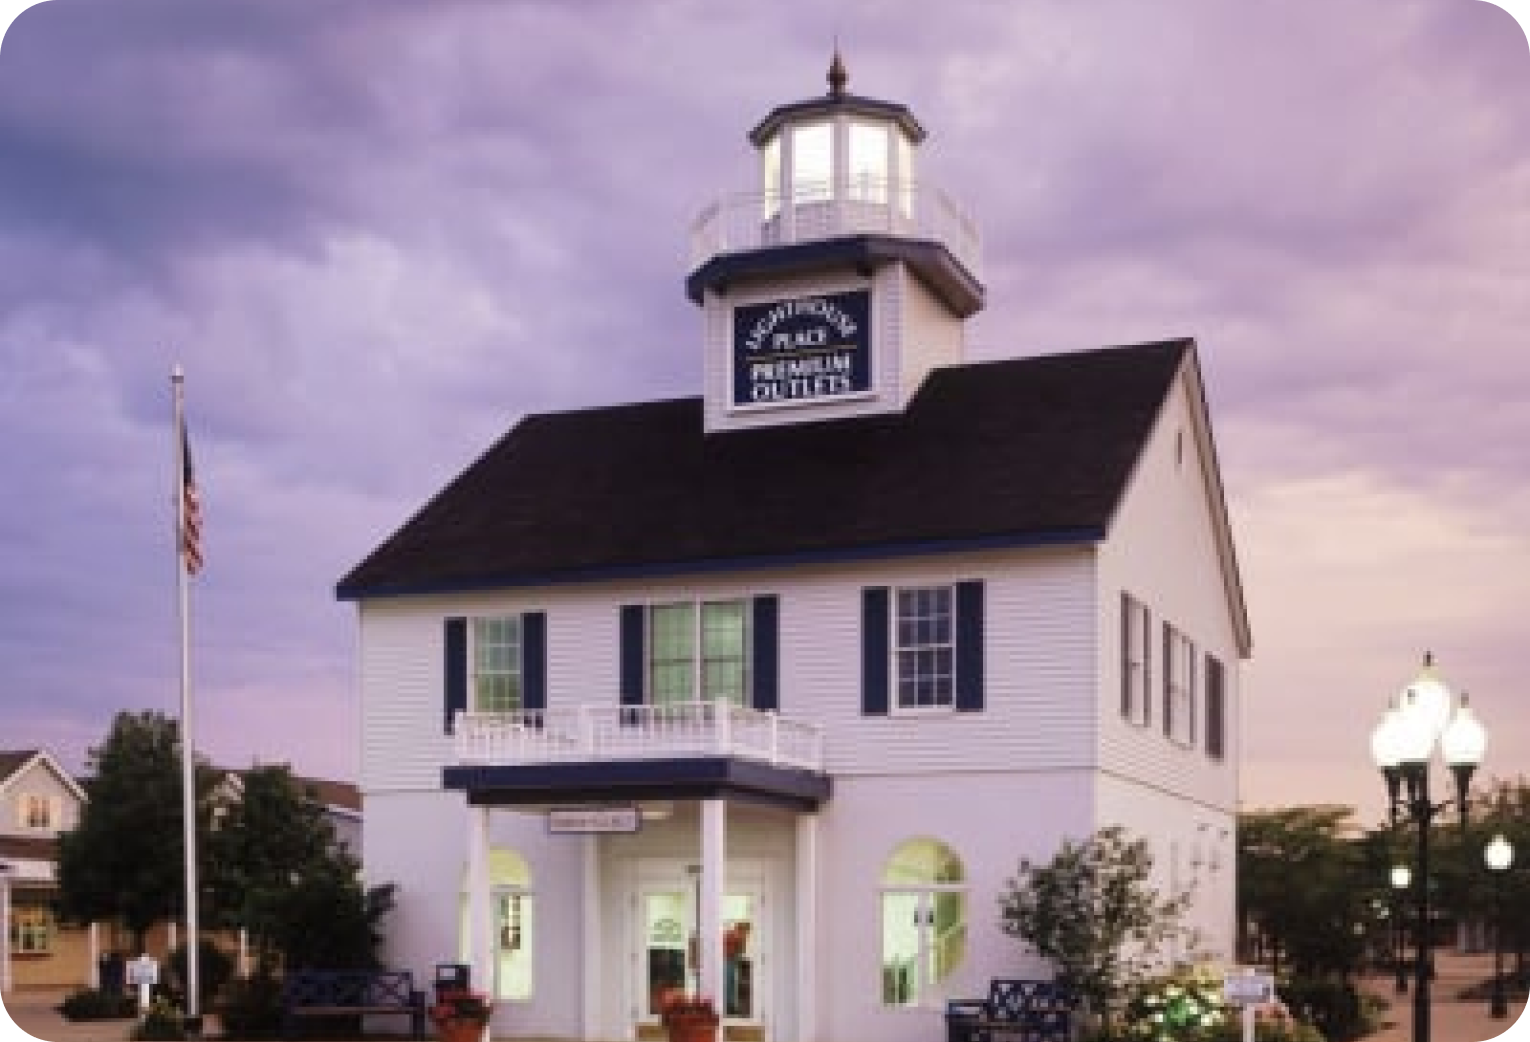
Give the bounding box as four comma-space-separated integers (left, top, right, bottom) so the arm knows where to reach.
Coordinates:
760, 135, 782, 219
880, 838, 966, 1008
649, 600, 750, 706
1163, 622, 1196, 746
18, 793, 56, 830
473, 617, 523, 713
791, 122, 833, 204
895, 586, 955, 710
1121, 593, 1152, 727
848, 122, 889, 203
460, 848, 534, 1002
9, 904, 52, 954
896, 134, 914, 218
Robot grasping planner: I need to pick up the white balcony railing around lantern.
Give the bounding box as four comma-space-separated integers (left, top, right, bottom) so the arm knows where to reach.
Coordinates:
689, 178, 982, 279
453, 703, 825, 772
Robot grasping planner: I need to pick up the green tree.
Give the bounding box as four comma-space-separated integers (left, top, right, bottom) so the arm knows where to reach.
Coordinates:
55, 711, 217, 952
998, 826, 1193, 1031
204, 765, 347, 941
204, 763, 393, 970
1238, 805, 1376, 978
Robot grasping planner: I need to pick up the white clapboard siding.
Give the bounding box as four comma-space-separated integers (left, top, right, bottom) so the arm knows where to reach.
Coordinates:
1095, 359, 1242, 813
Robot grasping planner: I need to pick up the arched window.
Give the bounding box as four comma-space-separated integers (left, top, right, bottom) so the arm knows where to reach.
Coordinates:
460, 848, 535, 1001
880, 838, 966, 1008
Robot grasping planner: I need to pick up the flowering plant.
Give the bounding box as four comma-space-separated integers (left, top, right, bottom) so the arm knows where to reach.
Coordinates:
430, 988, 493, 1028
659, 989, 719, 1028
1122, 965, 1227, 1042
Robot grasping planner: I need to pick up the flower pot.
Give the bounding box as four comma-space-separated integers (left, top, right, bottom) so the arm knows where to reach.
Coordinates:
665, 1014, 719, 1042
436, 1020, 486, 1042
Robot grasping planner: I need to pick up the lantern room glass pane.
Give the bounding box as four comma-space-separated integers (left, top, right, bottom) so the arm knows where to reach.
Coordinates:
849, 123, 889, 203
792, 122, 832, 203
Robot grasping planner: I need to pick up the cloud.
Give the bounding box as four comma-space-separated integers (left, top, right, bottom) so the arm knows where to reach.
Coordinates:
0, 0, 1526, 809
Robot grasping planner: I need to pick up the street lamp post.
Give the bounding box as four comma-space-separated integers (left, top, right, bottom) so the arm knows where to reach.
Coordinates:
1389, 865, 1411, 993
1484, 833, 1514, 1019
1370, 654, 1488, 1042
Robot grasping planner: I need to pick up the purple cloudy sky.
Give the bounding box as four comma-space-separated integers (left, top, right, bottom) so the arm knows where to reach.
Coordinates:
1, 0, 1526, 826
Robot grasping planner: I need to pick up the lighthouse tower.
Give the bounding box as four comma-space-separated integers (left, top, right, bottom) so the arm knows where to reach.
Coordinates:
687, 53, 985, 434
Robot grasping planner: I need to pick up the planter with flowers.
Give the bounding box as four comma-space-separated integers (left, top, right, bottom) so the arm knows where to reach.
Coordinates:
430, 988, 492, 1042
660, 990, 719, 1042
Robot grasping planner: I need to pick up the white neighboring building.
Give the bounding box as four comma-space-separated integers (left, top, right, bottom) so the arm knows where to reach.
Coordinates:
337, 58, 1250, 1042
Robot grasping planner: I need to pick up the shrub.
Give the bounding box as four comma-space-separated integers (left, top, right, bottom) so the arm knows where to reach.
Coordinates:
218, 965, 285, 1040
58, 987, 137, 1020
1111, 964, 1327, 1042
130, 997, 186, 1041
1279, 975, 1366, 1041
168, 938, 236, 1009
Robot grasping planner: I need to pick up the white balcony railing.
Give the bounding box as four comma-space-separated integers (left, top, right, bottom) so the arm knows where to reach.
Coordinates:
690, 179, 982, 279
454, 703, 825, 772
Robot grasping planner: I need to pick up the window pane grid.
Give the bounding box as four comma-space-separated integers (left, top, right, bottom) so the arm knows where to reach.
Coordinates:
895, 585, 954, 709
650, 600, 749, 706
474, 617, 523, 713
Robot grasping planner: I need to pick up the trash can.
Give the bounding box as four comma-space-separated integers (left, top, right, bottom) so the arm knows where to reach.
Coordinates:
435, 962, 471, 1000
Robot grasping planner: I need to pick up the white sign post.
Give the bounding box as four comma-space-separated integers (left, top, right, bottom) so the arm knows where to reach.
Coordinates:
1223, 969, 1275, 1042
127, 954, 159, 1013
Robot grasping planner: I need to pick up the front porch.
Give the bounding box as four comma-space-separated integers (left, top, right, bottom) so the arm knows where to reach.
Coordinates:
442, 704, 830, 1042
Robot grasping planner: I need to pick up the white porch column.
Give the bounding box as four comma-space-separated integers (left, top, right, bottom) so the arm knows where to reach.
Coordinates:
238, 928, 250, 977
581, 836, 601, 1039
1, 868, 12, 993
467, 805, 493, 1003
698, 799, 726, 1006
88, 921, 100, 988
168, 921, 177, 955
795, 813, 820, 1042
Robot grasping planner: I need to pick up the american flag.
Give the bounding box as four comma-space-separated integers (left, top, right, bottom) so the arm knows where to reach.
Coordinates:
181, 425, 203, 575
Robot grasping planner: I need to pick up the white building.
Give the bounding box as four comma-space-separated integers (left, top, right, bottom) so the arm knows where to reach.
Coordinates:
337, 57, 1251, 1042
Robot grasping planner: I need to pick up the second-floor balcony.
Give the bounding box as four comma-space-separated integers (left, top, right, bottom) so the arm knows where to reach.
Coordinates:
454, 702, 825, 773
689, 179, 982, 281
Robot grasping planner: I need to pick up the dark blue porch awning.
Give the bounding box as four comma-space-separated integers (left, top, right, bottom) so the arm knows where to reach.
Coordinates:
443, 756, 831, 812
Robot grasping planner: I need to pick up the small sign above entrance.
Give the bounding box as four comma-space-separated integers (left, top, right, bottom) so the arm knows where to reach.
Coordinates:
548, 806, 642, 834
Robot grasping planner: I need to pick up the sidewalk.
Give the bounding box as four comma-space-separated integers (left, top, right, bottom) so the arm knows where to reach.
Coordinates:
6, 969, 1528, 1042
1358, 951, 1528, 1042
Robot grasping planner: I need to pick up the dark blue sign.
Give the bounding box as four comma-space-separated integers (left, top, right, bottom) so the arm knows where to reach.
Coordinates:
732, 290, 871, 407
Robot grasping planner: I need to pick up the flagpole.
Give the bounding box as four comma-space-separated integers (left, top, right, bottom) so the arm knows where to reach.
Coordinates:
172, 365, 201, 1033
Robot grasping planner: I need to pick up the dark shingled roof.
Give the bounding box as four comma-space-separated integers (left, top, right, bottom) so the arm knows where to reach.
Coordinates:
0, 749, 38, 784
337, 339, 1190, 599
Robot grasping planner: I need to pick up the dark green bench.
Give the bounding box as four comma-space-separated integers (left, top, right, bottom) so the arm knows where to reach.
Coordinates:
280, 969, 426, 1039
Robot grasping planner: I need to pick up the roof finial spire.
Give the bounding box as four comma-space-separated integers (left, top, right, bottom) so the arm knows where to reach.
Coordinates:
827, 42, 848, 97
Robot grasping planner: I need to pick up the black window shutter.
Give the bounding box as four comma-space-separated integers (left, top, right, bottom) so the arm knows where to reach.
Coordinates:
1206, 655, 1225, 760
862, 587, 890, 716
1142, 606, 1152, 726
954, 580, 985, 712
751, 595, 779, 712
1163, 623, 1174, 738
620, 604, 646, 709
522, 611, 547, 713
443, 617, 467, 734
1120, 593, 1132, 718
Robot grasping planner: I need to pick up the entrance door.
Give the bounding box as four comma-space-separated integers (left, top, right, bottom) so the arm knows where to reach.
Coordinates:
637, 881, 764, 1032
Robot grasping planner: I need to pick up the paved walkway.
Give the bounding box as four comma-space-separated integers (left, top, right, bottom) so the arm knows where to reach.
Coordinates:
1358, 952, 1528, 1042
5, 961, 1528, 1042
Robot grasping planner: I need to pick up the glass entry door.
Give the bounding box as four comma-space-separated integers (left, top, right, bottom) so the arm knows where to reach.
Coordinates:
641, 888, 693, 1016
638, 883, 762, 1026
